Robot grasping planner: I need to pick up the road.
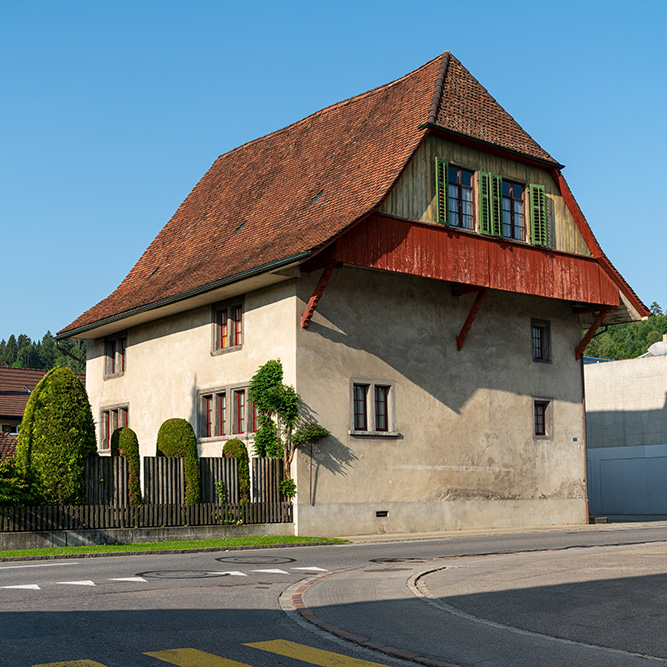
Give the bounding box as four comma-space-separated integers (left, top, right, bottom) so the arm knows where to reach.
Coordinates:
2, 521, 667, 666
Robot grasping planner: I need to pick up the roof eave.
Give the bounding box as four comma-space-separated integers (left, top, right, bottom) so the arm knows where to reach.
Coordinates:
56, 251, 312, 341
418, 122, 565, 170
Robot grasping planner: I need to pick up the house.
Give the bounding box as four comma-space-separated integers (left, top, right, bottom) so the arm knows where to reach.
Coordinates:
0, 367, 49, 458
56, 52, 647, 536
585, 339, 667, 516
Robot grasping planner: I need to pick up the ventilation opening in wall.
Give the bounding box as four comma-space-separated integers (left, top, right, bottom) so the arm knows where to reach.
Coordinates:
376, 510, 388, 518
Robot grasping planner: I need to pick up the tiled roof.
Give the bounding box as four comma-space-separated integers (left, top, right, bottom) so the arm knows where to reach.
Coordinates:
0, 367, 85, 419
0, 434, 17, 459
58, 52, 559, 337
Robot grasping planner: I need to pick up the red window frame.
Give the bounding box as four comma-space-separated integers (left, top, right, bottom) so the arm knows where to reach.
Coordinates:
235, 390, 246, 434
447, 166, 474, 230
204, 395, 213, 437
218, 393, 226, 436
108, 340, 116, 375
119, 338, 126, 372
218, 309, 228, 349
233, 305, 243, 346
502, 181, 525, 240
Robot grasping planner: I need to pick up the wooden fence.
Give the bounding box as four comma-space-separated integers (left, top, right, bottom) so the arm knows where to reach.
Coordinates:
252, 457, 284, 503
0, 502, 292, 532
85, 456, 128, 506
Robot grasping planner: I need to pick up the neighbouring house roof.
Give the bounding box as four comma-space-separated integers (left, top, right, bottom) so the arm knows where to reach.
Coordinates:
58, 52, 647, 338
0, 434, 17, 459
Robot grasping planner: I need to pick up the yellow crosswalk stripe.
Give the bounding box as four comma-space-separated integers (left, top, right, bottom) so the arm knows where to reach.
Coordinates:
33, 661, 108, 667
245, 640, 391, 666
144, 648, 253, 666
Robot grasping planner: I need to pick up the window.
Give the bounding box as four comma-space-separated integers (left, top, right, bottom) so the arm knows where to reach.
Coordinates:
104, 335, 126, 378
199, 384, 257, 439
502, 181, 525, 241
1, 424, 18, 435
438, 159, 548, 247
533, 399, 551, 438
350, 380, 397, 435
213, 301, 243, 353
100, 405, 129, 450
532, 319, 551, 362
448, 166, 474, 230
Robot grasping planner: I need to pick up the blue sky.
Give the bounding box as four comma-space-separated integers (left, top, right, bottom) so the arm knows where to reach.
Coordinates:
2, 0, 665, 343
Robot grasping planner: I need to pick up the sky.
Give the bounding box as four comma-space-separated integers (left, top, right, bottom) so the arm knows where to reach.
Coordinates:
1, 0, 666, 343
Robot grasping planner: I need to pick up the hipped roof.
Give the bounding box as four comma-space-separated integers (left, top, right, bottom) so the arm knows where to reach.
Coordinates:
59, 52, 644, 337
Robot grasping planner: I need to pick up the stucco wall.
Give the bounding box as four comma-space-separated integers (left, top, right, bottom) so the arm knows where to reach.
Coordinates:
585, 356, 667, 449
86, 281, 298, 459
294, 266, 587, 535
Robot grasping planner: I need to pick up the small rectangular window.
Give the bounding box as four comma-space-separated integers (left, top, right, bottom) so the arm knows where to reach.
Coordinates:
235, 389, 246, 434
218, 393, 227, 436
448, 166, 474, 230
502, 181, 525, 240
353, 384, 368, 431
213, 301, 243, 353
533, 399, 551, 438
531, 319, 551, 362
351, 380, 396, 435
100, 405, 129, 451
104, 335, 127, 378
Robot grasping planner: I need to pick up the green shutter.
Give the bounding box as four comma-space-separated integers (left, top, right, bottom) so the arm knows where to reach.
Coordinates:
529, 184, 547, 246
479, 172, 502, 237
435, 157, 448, 226
490, 174, 503, 237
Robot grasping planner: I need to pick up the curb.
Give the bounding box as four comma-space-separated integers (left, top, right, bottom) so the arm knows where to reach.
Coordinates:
285, 569, 462, 667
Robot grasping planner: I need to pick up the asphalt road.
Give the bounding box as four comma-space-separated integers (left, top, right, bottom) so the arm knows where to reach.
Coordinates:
2, 522, 667, 667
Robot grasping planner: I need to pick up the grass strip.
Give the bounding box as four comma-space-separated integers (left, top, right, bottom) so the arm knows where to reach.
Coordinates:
0, 535, 346, 559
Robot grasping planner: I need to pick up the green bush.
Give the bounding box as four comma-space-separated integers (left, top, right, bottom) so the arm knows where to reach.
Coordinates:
111, 427, 142, 506
278, 477, 297, 499
156, 418, 201, 504
223, 438, 250, 501
0, 457, 38, 507
16, 367, 96, 505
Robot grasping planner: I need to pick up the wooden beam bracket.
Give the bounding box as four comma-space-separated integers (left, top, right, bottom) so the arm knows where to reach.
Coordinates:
576, 308, 611, 359
456, 288, 489, 351
301, 263, 336, 329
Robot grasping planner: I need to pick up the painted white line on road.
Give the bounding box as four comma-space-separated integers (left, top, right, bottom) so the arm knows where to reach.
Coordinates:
0, 562, 77, 570
292, 567, 328, 572
109, 577, 147, 582
251, 569, 288, 574
2, 584, 40, 590
57, 580, 96, 586
207, 571, 248, 576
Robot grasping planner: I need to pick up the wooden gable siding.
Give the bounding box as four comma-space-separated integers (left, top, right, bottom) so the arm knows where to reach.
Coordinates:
379, 135, 591, 257
330, 213, 619, 307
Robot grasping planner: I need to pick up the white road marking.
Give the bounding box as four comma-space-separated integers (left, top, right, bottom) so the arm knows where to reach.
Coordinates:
0, 562, 77, 570
292, 567, 328, 572
207, 571, 248, 576
56, 580, 96, 586
2, 584, 40, 590
109, 577, 147, 582
251, 569, 288, 574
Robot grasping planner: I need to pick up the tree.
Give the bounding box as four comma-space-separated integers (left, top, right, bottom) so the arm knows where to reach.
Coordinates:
111, 427, 142, 506
16, 367, 96, 504
248, 360, 329, 488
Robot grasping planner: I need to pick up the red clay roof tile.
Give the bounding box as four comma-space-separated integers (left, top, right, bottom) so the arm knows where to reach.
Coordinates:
58, 53, 566, 336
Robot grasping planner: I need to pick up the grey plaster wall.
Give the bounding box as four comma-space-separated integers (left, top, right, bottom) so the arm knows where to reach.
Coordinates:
294, 266, 587, 535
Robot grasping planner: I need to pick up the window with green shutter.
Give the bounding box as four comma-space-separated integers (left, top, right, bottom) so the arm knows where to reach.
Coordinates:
529, 184, 548, 247
435, 157, 448, 225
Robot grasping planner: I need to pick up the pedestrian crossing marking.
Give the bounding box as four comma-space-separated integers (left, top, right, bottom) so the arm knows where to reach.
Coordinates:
246, 639, 392, 666
33, 660, 108, 666
206, 571, 247, 576
2, 584, 40, 590
109, 577, 147, 582
144, 648, 253, 666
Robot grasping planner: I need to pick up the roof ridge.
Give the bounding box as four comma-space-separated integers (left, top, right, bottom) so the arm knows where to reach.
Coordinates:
427, 51, 450, 125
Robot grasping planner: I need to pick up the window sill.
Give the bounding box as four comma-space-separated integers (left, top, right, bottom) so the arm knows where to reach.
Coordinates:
103, 372, 125, 380
349, 430, 401, 438
210, 345, 243, 357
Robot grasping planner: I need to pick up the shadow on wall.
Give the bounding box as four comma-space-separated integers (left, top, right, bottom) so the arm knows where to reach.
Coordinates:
299, 400, 358, 504
301, 265, 583, 416
586, 393, 667, 449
